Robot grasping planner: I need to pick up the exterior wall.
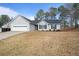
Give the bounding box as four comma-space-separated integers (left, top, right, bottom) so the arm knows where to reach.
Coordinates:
77, 20, 79, 25
37, 20, 49, 31
55, 24, 61, 30
37, 20, 61, 31
66, 16, 71, 27
0, 28, 1, 32
48, 23, 61, 31
49, 24, 56, 31
48, 24, 51, 30
77, 20, 79, 28
11, 16, 30, 31
30, 24, 35, 31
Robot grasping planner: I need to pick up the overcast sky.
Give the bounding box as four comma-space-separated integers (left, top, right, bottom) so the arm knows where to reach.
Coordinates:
0, 3, 64, 20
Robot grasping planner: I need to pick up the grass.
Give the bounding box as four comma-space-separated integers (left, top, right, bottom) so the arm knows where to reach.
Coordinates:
0, 31, 79, 56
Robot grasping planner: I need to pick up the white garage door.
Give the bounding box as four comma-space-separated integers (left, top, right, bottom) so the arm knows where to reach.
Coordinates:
11, 26, 29, 31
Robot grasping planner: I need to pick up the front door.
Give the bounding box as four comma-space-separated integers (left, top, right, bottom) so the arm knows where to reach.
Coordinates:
35, 25, 38, 30
56, 24, 60, 30
48, 24, 51, 30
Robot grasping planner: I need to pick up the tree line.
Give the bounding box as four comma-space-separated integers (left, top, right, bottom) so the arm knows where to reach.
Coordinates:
0, 15, 11, 27
0, 3, 79, 29
35, 3, 79, 29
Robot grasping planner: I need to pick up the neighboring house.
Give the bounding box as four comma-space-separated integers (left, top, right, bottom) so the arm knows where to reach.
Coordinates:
2, 15, 61, 32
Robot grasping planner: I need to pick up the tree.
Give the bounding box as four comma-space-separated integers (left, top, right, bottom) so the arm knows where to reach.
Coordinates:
64, 3, 73, 10
72, 3, 79, 28
64, 3, 79, 28
35, 9, 45, 20
49, 7, 58, 20
45, 12, 49, 20
58, 5, 70, 29
0, 15, 11, 27
73, 3, 79, 9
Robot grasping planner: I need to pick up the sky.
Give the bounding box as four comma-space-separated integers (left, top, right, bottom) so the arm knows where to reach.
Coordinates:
0, 3, 64, 20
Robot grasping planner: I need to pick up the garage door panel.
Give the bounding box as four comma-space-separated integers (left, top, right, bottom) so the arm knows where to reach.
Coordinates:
11, 26, 29, 31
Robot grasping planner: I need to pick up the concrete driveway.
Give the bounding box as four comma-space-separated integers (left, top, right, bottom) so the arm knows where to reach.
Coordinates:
0, 31, 25, 40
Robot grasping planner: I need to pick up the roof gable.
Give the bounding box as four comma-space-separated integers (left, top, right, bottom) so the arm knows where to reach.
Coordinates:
37, 20, 48, 25
13, 15, 30, 24
14, 15, 31, 22
2, 15, 32, 27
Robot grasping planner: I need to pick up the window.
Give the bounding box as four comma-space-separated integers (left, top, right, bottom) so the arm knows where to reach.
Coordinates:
51, 24, 55, 29
39, 25, 47, 29
44, 25, 47, 29
39, 25, 42, 29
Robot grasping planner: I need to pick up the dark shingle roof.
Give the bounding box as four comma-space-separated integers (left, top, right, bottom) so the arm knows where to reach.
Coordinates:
30, 20, 40, 25
45, 20, 61, 23
31, 20, 61, 25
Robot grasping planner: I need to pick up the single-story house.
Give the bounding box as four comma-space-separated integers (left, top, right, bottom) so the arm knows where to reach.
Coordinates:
2, 15, 61, 32
32, 19, 61, 31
